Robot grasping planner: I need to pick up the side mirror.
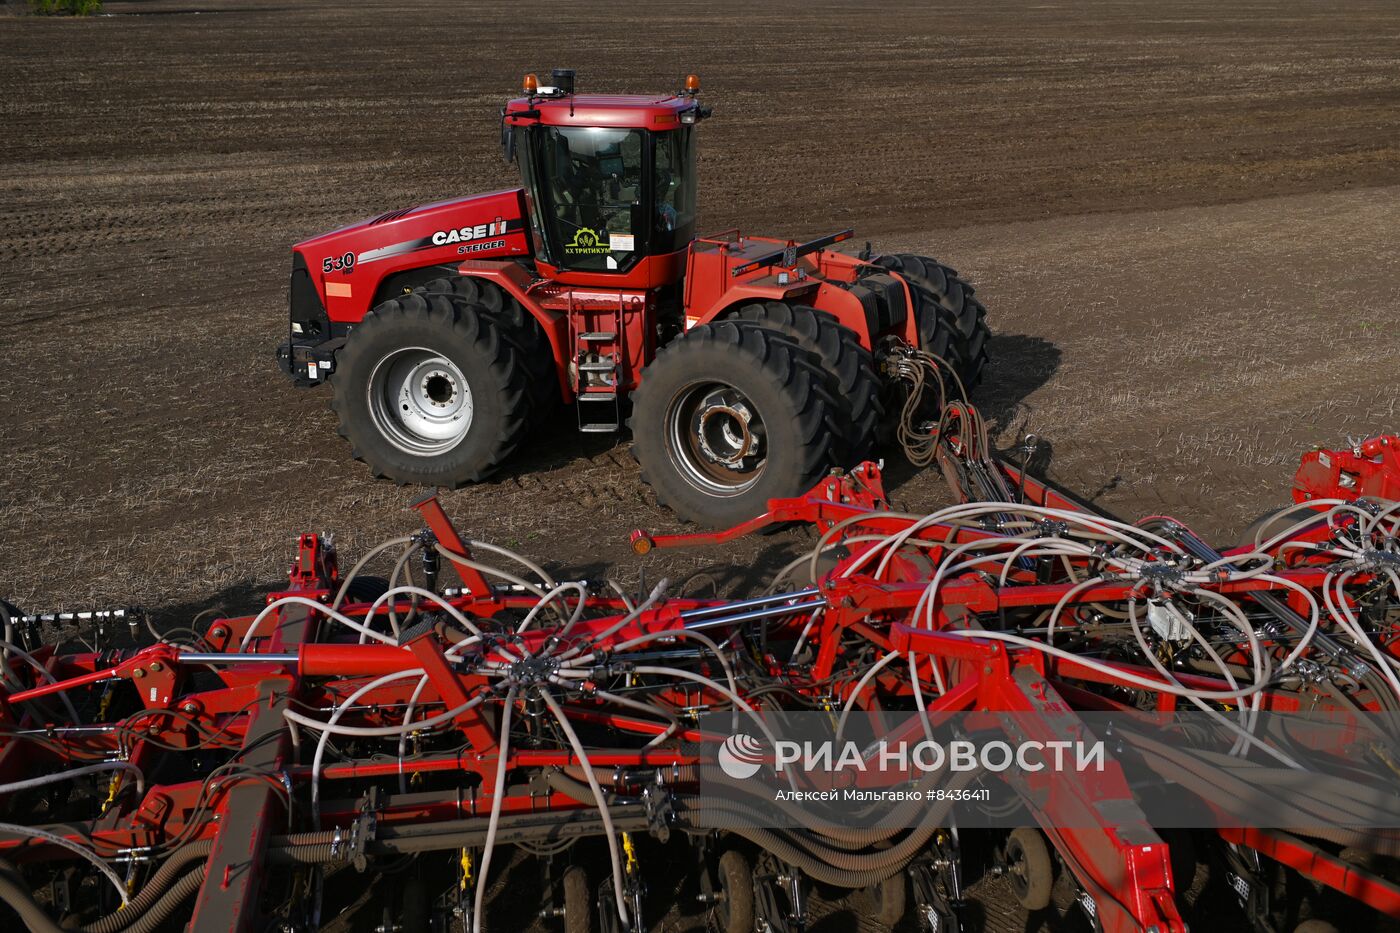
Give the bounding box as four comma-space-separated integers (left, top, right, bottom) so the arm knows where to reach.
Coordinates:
501, 121, 516, 163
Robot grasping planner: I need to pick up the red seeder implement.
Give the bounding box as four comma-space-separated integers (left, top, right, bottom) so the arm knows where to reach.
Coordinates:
3, 419, 1400, 933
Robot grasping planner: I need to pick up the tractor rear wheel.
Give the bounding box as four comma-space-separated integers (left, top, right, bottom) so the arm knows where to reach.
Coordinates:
873, 253, 990, 393
330, 291, 531, 485
630, 321, 838, 526
416, 275, 559, 416
732, 301, 882, 464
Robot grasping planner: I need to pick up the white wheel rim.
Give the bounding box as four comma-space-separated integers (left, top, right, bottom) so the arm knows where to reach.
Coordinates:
367, 347, 473, 455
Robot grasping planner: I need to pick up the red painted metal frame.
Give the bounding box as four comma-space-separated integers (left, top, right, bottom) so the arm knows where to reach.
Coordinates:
1294, 433, 1400, 504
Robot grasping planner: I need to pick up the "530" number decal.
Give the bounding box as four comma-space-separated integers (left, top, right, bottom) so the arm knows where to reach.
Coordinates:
322, 251, 356, 274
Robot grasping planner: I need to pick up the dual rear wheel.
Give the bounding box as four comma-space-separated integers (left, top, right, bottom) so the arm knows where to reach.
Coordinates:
629, 319, 841, 527
629, 255, 987, 524
872, 252, 991, 391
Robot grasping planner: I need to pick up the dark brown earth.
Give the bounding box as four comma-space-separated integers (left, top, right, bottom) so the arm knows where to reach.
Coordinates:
2, 1, 1399, 930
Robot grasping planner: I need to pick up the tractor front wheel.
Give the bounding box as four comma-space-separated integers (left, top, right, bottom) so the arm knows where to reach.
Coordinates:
331, 291, 532, 486
416, 274, 559, 417
630, 321, 837, 526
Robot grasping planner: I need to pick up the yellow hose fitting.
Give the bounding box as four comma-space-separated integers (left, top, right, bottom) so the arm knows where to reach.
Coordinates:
622, 832, 638, 876
459, 848, 473, 892
99, 772, 121, 816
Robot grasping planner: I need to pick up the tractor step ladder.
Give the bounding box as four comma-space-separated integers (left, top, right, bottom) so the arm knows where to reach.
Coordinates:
570, 294, 625, 434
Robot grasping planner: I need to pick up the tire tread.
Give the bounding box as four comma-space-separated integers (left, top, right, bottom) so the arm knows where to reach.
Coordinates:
873, 252, 991, 391
629, 321, 837, 525
733, 301, 883, 464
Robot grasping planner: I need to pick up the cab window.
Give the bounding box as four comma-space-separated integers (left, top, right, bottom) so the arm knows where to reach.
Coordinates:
652, 127, 696, 254
535, 126, 645, 272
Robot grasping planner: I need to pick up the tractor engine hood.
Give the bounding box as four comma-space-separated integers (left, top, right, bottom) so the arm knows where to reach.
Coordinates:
292, 188, 532, 323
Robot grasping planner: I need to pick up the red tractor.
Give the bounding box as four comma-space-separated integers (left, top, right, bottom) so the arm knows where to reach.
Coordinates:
277, 70, 991, 524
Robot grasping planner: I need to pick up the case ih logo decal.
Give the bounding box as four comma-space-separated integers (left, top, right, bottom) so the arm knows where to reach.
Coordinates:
431, 218, 509, 246
355, 217, 522, 265
565, 227, 610, 255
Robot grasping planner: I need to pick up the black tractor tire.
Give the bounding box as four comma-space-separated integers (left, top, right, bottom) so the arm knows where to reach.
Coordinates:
630, 321, 838, 526
732, 301, 883, 465
396, 874, 429, 933
873, 252, 990, 393
1005, 827, 1054, 912
330, 291, 532, 486
416, 275, 559, 416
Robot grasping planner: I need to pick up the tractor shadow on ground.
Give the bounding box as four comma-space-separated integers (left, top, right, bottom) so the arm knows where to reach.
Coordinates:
489, 405, 633, 481
881, 333, 1063, 499
150, 582, 275, 638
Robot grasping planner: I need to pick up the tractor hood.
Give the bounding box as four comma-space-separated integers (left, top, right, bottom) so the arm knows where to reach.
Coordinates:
294, 188, 530, 256
292, 188, 532, 323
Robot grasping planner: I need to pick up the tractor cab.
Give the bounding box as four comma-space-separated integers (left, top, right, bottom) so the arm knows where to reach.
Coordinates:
502, 69, 706, 288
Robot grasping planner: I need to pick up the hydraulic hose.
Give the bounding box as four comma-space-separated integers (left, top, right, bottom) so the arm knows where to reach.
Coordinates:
1123, 728, 1400, 842
81, 834, 338, 933
546, 769, 628, 807
553, 765, 908, 850
540, 687, 630, 928
679, 770, 968, 874
0, 638, 83, 725
472, 684, 517, 933
0, 823, 125, 907
0, 604, 20, 692
120, 865, 206, 933
0, 860, 63, 933
434, 544, 549, 599
266, 844, 338, 865
672, 798, 939, 888
0, 762, 144, 800
82, 840, 213, 933
466, 539, 558, 590
330, 536, 414, 611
